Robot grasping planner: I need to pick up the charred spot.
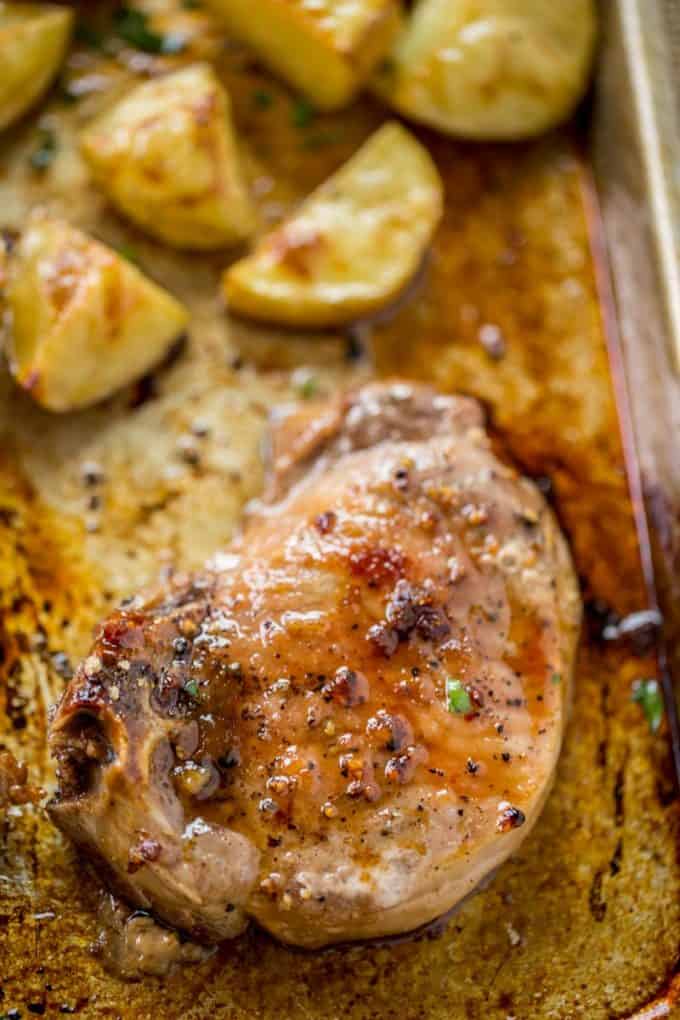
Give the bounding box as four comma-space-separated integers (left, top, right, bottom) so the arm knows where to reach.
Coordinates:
322, 666, 369, 707
349, 546, 406, 586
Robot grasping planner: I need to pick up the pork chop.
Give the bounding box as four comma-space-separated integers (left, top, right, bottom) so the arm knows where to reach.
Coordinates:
48, 381, 581, 948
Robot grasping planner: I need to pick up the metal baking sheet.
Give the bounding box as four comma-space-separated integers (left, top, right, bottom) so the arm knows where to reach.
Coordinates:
1, 1, 679, 1017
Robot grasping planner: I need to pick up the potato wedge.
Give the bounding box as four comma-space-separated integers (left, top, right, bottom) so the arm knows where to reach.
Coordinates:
203, 0, 401, 111
4, 217, 189, 412
81, 64, 256, 251
373, 0, 597, 140
223, 121, 443, 328
0, 3, 73, 132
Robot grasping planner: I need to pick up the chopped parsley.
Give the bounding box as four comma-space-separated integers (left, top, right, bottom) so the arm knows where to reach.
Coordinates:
290, 96, 315, 128
253, 89, 274, 110
446, 677, 472, 715
114, 7, 186, 54
183, 679, 200, 699
29, 128, 58, 172
117, 243, 140, 265
631, 677, 664, 733
296, 375, 318, 400
551, 672, 562, 685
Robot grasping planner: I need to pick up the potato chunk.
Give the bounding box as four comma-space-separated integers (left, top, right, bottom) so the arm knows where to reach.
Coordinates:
0, 3, 73, 132
4, 217, 189, 412
223, 122, 443, 328
203, 0, 401, 111
81, 64, 256, 250
373, 0, 597, 140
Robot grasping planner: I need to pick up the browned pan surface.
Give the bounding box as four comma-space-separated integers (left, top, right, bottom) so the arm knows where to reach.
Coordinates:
0, 16, 679, 1019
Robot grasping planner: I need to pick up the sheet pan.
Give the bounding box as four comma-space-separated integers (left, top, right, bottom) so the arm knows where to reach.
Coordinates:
1, 1, 679, 1016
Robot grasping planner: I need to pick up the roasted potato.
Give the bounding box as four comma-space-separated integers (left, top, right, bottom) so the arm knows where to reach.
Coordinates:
81, 64, 256, 250
224, 121, 443, 327
203, 0, 401, 111
373, 0, 597, 140
4, 216, 189, 412
0, 2, 73, 132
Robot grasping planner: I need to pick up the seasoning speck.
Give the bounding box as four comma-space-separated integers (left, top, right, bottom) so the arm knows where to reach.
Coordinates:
496, 801, 525, 832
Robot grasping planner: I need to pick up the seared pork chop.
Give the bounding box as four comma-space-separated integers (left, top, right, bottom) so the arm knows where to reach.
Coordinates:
48, 382, 581, 948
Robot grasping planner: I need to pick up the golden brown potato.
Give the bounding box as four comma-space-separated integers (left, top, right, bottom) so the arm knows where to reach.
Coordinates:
0, 2, 73, 132
223, 121, 443, 328
373, 0, 597, 140
4, 216, 189, 412
203, 0, 401, 111
81, 64, 256, 250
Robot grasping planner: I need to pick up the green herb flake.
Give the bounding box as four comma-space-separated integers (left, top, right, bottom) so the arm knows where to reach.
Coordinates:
551, 672, 562, 685
117, 243, 139, 265
631, 677, 664, 733
183, 679, 200, 699
253, 89, 274, 110
114, 7, 185, 54
291, 97, 315, 128
446, 677, 472, 715
297, 375, 319, 400
29, 128, 58, 172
